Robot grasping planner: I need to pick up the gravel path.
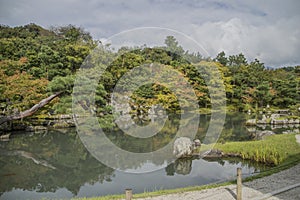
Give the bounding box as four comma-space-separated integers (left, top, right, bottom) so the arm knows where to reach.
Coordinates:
136, 134, 300, 200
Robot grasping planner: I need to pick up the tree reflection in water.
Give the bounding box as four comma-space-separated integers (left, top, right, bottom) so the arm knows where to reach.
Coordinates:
0, 113, 274, 198
0, 129, 115, 195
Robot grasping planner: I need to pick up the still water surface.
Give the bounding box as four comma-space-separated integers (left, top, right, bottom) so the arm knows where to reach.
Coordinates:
0, 113, 296, 199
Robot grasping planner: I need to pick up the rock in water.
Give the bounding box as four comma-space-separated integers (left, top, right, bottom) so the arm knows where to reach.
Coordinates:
246, 119, 256, 126
204, 149, 224, 158
173, 137, 193, 158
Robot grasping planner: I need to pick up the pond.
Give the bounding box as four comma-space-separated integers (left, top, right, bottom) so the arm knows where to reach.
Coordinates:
0, 113, 295, 199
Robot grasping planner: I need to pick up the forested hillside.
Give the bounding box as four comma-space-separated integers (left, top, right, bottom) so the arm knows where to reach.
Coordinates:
0, 24, 299, 120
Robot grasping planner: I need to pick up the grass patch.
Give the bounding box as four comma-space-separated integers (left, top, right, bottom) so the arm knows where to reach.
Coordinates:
214, 134, 300, 165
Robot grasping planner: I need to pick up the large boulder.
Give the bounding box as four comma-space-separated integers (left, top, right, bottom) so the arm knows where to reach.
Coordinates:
173, 137, 194, 158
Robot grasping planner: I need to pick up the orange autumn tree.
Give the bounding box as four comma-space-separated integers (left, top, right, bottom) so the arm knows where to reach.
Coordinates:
0, 70, 49, 115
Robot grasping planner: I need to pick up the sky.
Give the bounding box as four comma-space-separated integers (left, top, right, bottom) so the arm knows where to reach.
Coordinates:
0, 0, 300, 67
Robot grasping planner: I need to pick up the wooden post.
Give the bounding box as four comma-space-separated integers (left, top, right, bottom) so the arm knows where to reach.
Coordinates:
125, 188, 132, 200
237, 168, 242, 200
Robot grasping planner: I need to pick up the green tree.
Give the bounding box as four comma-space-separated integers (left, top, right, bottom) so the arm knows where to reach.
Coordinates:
215, 51, 228, 66
164, 36, 185, 62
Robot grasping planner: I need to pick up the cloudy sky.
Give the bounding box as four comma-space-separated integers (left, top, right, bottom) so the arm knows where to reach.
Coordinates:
1, 0, 299, 67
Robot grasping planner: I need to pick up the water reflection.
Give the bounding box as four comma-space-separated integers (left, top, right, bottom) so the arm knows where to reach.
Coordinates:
166, 159, 192, 175
0, 129, 269, 200
0, 113, 284, 199
0, 129, 115, 197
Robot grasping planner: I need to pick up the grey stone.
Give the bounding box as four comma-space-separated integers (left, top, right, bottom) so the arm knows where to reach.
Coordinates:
271, 114, 281, 120
173, 137, 193, 158
257, 118, 267, 124
289, 119, 295, 124
204, 149, 224, 158
255, 130, 275, 140
246, 119, 256, 126
194, 139, 201, 147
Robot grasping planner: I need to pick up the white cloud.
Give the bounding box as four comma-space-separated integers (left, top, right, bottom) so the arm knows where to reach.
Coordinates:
0, 0, 299, 67
188, 16, 300, 67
